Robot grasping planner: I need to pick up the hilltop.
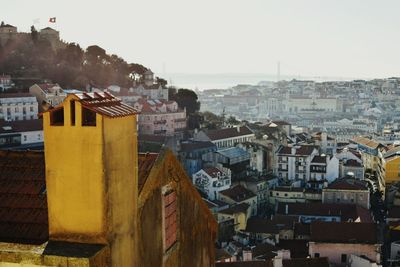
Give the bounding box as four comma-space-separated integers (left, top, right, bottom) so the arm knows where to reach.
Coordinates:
0, 22, 153, 89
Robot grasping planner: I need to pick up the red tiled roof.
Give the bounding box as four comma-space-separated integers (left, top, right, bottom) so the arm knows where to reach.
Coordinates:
277, 145, 318, 156
0, 150, 160, 244
206, 126, 254, 141
352, 136, 383, 150
310, 221, 377, 244
218, 203, 249, 215
0, 119, 43, 134
45, 92, 138, 118
294, 222, 310, 237
311, 155, 326, 164
0, 150, 47, 244
138, 153, 159, 193
77, 92, 138, 118
326, 178, 368, 191
219, 185, 256, 202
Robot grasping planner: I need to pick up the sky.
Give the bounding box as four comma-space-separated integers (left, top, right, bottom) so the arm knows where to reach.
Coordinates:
2, 0, 400, 79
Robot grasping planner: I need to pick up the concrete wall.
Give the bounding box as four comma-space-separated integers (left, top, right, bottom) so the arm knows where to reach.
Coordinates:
309, 242, 379, 266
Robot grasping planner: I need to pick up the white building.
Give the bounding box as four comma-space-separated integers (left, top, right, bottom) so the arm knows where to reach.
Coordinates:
133, 98, 186, 136
310, 155, 339, 183
0, 75, 13, 91
130, 69, 168, 100
194, 126, 255, 149
29, 83, 66, 111
0, 93, 39, 121
192, 167, 231, 200
276, 145, 319, 181
0, 119, 43, 149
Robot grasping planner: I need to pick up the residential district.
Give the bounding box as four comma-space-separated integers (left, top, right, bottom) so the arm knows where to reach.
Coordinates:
1, 22, 400, 267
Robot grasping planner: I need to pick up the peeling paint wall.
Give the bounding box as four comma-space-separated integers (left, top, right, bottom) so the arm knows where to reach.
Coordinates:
138, 150, 217, 267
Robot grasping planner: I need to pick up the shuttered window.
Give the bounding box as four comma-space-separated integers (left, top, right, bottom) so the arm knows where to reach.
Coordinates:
164, 190, 177, 250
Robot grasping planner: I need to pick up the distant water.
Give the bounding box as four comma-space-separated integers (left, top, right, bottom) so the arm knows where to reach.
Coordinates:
158, 73, 361, 91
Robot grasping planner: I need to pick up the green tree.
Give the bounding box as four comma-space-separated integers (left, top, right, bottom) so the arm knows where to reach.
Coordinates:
170, 88, 200, 115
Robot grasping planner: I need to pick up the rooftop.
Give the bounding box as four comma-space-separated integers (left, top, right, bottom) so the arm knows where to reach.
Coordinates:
0, 119, 43, 134
310, 221, 377, 244
277, 145, 318, 156
326, 178, 368, 191
352, 136, 382, 150
219, 185, 256, 202
0, 150, 160, 244
203, 167, 225, 178
218, 203, 250, 215
0, 150, 47, 244
206, 126, 254, 141
277, 202, 372, 222
217, 147, 249, 159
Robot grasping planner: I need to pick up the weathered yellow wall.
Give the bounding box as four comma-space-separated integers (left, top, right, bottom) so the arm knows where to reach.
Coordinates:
44, 96, 106, 243
103, 116, 138, 267
138, 150, 217, 267
385, 157, 400, 184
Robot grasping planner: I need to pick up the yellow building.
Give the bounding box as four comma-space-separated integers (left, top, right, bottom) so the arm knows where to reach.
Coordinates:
0, 92, 217, 267
379, 146, 400, 185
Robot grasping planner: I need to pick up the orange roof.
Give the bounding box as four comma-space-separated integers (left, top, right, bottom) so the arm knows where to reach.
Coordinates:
45, 92, 139, 118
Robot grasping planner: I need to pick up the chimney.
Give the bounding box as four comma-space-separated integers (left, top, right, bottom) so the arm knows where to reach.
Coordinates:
291, 147, 296, 155
237, 126, 241, 133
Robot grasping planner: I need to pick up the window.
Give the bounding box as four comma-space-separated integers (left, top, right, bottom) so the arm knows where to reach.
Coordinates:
82, 107, 96, 126
341, 254, 347, 263
70, 101, 76, 126
50, 108, 64, 126
163, 190, 177, 251
314, 253, 320, 258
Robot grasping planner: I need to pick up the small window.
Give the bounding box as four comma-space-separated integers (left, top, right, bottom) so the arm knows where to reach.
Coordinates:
70, 101, 76, 126
50, 108, 64, 126
82, 107, 96, 126
341, 254, 347, 263
315, 253, 320, 258
164, 190, 177, 251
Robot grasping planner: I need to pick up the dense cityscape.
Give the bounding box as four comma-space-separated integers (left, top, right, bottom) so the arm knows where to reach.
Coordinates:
1, 4, 400, 267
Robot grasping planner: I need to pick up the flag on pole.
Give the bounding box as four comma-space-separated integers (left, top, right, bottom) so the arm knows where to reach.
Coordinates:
49, 17, 56, 23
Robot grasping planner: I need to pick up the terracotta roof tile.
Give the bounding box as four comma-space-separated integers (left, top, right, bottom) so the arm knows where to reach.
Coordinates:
219, 185, 256, 202
310, 221, 377, 244
0, 150, 47, 244
206, 126, 254, 141
138, 153, 159, 193
326, 178, 368, 191
0, 119, 43, 134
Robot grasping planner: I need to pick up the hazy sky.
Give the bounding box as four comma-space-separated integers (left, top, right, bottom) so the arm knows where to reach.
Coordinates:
2, 0, 400, 78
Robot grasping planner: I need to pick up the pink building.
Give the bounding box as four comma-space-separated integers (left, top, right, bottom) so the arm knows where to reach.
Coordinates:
133, 98, 186, 136
309, 221, 381, 266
